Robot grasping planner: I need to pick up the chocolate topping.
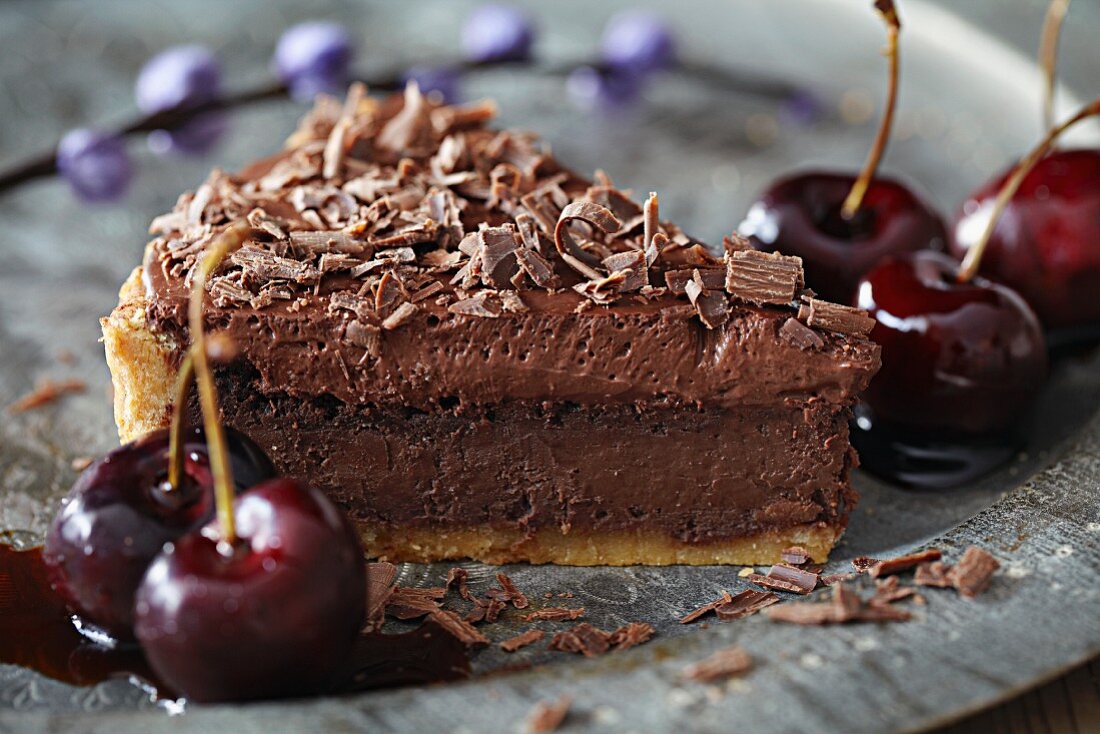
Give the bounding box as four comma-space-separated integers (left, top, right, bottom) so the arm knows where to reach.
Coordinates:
726, 250, 804, 305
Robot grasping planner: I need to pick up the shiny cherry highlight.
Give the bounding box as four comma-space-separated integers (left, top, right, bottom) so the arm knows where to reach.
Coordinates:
42, 426, 275, 642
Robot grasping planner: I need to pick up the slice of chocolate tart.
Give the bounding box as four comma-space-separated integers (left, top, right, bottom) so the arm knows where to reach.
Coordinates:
102, 83, 880, 565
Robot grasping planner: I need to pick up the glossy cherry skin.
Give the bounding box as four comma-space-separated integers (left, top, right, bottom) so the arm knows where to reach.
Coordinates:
740, 171, 948, 303
856, 250, 1048, 436
952, 149, 1100, 330
134, 478, 367, 702
43, 427, 275, 642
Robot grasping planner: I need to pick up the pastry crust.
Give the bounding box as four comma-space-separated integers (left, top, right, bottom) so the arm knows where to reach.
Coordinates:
359, 524, 841, 566
101, 266, 177, 443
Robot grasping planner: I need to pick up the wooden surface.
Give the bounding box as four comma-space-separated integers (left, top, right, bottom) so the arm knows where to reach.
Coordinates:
937, 658, 1100, 734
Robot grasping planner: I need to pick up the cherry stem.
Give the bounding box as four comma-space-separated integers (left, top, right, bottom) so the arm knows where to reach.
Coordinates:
166, 350, 195, 492
1039, 0, 1071, 132
958, 96, 1100, 284
841, 0, 902, 220
188, 222, 251, 546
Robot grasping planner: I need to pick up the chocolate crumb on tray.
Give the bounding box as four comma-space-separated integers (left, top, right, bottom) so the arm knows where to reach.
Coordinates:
682, 646, 753, 683
523, 696, 572, 734
523, 607, 586, 622
500, 629, 546, 653
8, 378, 87, 413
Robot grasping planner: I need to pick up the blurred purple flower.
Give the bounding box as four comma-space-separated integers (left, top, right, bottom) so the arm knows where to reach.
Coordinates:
274, 21, 354, 103
462, 4, 534, 63
780, 89, 825, 127
403, 65, 461, 104
601, 11, 675, 74
57, 129, 132, 203
567, 65, 642, 113
135, 45, 226, 155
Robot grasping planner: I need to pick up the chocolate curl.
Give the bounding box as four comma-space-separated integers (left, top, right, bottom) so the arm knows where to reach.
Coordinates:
554, 200, 621, 279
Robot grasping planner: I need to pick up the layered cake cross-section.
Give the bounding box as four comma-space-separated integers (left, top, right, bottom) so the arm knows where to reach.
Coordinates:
103, 83, 880, 565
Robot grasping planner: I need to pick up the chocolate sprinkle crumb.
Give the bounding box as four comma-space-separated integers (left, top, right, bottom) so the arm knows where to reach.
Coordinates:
523, 607, 586, 622
914, 561, 953, 589
7, 378, 86, 413
682, 645, 753, 683
548, 623, 612, 657
523, 696, 572, 734
947, 546, 1000, 598
501, 629, 545, 653
608, 622, 655, 651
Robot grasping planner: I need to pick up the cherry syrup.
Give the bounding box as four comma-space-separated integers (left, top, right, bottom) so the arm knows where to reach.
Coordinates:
0, 545, 470, 701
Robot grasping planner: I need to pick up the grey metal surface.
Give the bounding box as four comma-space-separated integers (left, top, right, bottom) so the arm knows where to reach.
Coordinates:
1, 1, 1099, 732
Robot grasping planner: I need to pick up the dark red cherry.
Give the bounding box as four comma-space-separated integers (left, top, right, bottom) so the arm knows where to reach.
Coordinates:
952, 148, 1100, 330
133, 478, 366, 702
856, 250, 1047, 437
739, 171, 947, 303
42, 427, 275, 642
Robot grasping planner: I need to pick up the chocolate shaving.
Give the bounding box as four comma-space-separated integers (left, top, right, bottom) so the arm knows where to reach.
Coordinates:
821, 573, 856, 586
231, 247, 320, 284
547, 623, 611, 657
869, 549, 942, 579
429, 609, 490, 647
608, 622, 655, 651
496, 573, 530, 609
914, 561, 953, 588
346, 321, 382, 357
747, 564, 818, 595
478, 225, 521, 289
523, 696, 572, 734
664, 268, 724, 295
780, 546, 813, 566
767, 583, 911, 625
7, 378, 86, 413
522, 607, 585, 622
288, 230, 366, 255
554, 200, 621, 278
852, 556, 880, 573
682, 646, 753, 683
871, 576, 917, 606
445, 567, 474, 601
500, 629, 545, 653
722, 233, 752, 255
725, 250, 804, 305
515, 248, 559, 288
380, 301, 418, 330
448, 293, 503, 318
779, 317, 825, 350
602, 250, 648, 291
365, 562, 398, 625
679, 591, 734, 624
386, 586, 446, 620
684, 270, 730, 329
714, 589, 780, 621
798, 298, 875, 337
947, 546, 1000, 598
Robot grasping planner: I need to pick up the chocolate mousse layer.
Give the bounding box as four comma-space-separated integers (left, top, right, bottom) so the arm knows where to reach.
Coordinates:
105, 83, 881, 564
